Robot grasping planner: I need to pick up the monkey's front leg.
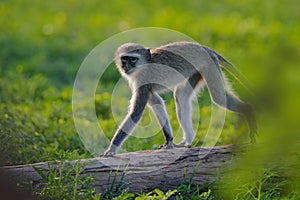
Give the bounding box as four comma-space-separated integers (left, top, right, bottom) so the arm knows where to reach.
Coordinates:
102, 86, 150, 157
102, 128, 131, 157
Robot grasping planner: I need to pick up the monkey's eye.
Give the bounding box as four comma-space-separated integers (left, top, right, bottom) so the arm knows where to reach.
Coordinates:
121, 56, 129, 63
130, 57, 138, 63
121, 56, 138, 63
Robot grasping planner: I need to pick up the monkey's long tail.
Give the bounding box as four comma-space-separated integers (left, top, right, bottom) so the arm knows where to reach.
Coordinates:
203, 46, 254, 94
218, 55, 254, 95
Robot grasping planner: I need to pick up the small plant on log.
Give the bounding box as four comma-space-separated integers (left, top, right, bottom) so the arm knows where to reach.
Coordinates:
101, 164, 129, 199
32, 153, 100, 200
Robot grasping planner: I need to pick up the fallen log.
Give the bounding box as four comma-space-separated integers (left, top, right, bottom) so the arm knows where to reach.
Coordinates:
2, 145, 244, 193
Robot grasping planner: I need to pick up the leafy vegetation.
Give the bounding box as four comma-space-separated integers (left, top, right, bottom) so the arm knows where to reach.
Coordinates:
33, 151, 99, 200
1, 0, 299, 199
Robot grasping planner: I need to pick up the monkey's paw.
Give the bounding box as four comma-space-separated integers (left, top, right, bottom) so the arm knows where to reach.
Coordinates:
173, 141, 191, 148
101, 150, 115, 157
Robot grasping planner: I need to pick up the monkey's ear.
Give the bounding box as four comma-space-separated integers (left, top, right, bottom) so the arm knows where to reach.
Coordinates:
146, 48, 151, 61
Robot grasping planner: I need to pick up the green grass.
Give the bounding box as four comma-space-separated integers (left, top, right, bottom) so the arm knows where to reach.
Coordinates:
33, 151, 99, 200
1, 0, 300, 199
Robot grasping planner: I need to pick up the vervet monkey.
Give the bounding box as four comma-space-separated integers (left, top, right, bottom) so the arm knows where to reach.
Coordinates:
102, 41, 257, 157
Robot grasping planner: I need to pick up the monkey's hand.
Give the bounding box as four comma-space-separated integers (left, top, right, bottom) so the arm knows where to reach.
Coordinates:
102, 150, 115, 157
101, 145, 117, 157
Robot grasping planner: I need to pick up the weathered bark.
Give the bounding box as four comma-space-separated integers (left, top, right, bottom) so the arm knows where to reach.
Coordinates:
2, 145, 243, 193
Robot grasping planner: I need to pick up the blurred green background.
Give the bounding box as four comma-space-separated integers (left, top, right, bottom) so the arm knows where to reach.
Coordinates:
0, 0, 299, 198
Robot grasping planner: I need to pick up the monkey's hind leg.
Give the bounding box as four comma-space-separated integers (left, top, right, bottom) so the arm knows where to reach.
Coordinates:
174, 73, 203, 148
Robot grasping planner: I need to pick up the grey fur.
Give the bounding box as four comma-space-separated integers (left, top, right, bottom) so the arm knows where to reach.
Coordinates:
102, 41, 257, 157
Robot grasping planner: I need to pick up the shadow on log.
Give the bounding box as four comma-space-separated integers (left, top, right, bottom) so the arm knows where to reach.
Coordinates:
2, 145, 244, 193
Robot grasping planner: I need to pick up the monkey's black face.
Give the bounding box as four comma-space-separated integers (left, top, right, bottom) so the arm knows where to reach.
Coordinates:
120, 56, 139, 74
